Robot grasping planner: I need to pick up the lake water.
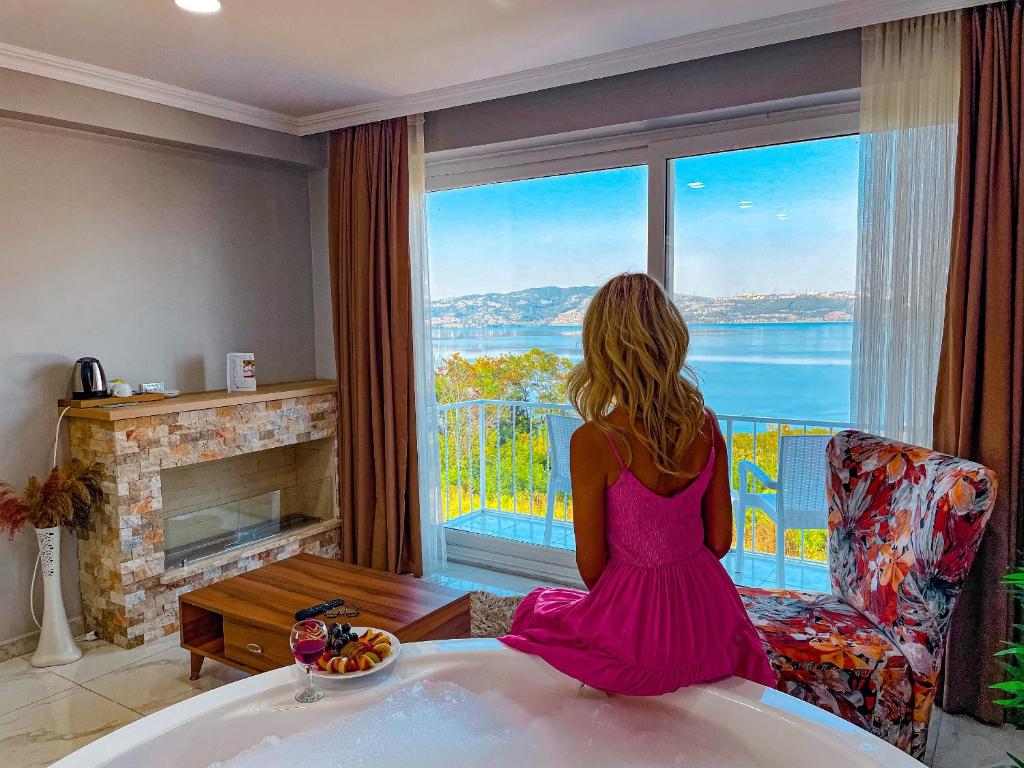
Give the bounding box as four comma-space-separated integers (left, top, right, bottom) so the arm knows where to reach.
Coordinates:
432, 322, 853, 423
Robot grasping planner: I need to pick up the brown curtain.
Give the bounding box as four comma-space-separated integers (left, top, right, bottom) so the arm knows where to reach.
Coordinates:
933, 1, 1023, 724
328, 117, 423, 576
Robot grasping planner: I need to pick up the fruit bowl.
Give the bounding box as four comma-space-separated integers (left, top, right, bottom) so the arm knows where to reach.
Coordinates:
308, 627, 401, 681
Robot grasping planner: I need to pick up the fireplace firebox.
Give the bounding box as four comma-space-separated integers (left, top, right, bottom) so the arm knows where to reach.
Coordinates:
161, 439, 335, 569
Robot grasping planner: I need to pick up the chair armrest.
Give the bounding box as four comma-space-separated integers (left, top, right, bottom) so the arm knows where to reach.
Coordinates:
739, 460, 777, 492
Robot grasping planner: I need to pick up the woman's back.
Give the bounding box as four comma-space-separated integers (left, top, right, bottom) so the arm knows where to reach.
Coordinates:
569, 407, 737, 578
602, 409, 714, 498
602, 416, 717, 568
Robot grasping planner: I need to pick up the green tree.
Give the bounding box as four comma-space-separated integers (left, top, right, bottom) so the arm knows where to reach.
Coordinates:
435, 349, 572, 404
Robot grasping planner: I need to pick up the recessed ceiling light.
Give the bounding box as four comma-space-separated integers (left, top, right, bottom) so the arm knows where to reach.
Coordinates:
776, 211, 791, 221
738, 200, 754, 209
687, 181, 705, 189
175, 0, 221, 13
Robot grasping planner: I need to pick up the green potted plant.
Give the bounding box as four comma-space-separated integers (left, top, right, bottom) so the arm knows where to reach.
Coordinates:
0, 460, 103, 666
992, 564, 1024, 767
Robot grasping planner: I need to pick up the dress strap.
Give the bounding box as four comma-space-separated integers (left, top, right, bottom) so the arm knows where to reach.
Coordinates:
606, 435, 626, 470
700, 408, 719, 477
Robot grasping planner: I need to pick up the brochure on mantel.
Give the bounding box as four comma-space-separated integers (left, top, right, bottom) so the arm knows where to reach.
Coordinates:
227, 353, 256, 393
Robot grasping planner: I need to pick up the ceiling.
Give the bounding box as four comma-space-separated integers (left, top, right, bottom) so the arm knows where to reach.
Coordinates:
0, 1, 979, 134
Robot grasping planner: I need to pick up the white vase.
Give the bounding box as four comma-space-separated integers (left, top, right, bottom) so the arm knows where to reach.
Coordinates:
30, 527, 82, 667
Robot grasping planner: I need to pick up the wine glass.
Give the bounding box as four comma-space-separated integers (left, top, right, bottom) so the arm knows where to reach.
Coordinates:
289, 619, 328, 703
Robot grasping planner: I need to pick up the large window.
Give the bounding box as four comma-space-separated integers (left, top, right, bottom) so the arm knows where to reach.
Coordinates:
428, 165, 647, 371
425, 110, 859, 588
668, 136, 859, 588
427, 166, 647, 560
671, 137, 859, 422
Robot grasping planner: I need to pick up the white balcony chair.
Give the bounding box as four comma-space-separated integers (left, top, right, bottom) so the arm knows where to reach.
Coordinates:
544, 413, 583, 547
736, 434, 831, 587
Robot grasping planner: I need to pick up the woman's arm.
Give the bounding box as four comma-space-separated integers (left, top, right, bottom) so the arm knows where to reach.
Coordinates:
569, 425, 609, 590
701, 418, 734, 559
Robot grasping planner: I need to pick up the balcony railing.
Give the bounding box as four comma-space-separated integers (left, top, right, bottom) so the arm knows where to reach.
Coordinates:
437, 399, 852, 589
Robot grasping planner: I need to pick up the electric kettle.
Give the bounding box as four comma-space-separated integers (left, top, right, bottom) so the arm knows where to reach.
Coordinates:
71, 357, 109, 399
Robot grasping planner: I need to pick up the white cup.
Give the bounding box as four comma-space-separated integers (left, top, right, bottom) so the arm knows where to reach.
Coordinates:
110, 382, 133, 398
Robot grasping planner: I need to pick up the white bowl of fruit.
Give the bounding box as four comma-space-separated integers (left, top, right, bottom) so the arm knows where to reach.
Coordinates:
309, 623, 401, 680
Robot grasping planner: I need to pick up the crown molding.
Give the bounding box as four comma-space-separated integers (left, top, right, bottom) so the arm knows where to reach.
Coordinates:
0, 42, 302, 134
0, 0, 987, 136
293, 0, 984, 134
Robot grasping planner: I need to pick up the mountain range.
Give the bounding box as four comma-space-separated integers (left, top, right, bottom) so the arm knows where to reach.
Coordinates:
431, 285, 854, 327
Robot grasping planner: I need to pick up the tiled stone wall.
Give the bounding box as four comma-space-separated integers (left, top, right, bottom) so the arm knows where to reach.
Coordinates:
68, 393, 339, 648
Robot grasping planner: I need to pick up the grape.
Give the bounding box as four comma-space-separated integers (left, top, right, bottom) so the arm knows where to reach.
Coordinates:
341, 623, 352, 634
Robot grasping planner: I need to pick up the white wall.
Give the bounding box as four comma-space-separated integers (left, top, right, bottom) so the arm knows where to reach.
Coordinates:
425, 30, 860, 152
0, 67, 322, 167
0, 116, 320, 646
309, 167, 336, 380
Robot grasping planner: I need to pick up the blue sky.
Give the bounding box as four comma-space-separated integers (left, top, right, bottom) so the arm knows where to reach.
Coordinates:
426, 135, 859, 299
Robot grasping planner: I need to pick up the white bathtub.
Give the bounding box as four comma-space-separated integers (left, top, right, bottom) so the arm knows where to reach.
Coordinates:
55, 639, 921, 767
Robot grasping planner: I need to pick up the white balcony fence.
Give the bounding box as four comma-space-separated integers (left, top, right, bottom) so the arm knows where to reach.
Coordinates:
437, 399, 852, 588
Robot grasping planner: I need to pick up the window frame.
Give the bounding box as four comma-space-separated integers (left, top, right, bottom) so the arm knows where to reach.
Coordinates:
423, 100, 859, 576
426, 101, 858, 291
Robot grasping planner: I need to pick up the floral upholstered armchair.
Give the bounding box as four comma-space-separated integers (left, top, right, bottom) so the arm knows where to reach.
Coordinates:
738, 430, 996, 759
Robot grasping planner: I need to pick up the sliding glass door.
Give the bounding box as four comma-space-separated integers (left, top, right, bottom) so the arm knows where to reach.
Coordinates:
424, 109, 859, 586
669, 136, 859, 590
426, 166, 646, 578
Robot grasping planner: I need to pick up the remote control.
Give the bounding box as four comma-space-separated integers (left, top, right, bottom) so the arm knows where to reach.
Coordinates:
294, 599, 345, 622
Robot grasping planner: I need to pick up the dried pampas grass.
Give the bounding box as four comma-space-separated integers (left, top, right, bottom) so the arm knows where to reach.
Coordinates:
0, 460, 103, 537
0, 482, 29, 539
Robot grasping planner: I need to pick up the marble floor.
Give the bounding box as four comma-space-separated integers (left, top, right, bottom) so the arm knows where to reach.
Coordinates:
1, 561, 1019, 767
0, 632, 247, 768
925, 705, 1024, 768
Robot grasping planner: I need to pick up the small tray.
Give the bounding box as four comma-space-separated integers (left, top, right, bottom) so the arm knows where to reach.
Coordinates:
58, 393, 166, 409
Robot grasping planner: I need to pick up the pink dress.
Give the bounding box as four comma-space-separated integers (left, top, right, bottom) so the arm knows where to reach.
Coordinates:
500, 425, 776, 695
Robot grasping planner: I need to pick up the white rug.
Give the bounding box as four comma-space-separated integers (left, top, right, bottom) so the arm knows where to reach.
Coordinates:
469, 591, 523, 637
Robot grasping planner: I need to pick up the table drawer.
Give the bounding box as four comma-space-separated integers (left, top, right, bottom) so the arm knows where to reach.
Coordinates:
223, 619, 292, 672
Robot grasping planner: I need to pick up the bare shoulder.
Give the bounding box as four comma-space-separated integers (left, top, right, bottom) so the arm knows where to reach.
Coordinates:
570, 421, 606, 453
569, 422, 616, 489
573, 423, 610, 466
702, 407, 725, 445
573, 421, 602, 444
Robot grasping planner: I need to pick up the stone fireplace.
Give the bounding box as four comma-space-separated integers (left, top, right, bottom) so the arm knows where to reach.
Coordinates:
66, 380, 340, 648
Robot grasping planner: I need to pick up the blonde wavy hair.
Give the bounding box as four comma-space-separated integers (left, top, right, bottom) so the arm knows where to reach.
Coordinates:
567, 273, 705, 475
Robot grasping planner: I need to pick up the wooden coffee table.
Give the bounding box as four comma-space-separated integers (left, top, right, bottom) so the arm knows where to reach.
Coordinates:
179, 553, 470, 679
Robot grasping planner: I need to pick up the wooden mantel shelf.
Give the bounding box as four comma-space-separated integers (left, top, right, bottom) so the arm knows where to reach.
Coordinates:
61, 379, 337, 421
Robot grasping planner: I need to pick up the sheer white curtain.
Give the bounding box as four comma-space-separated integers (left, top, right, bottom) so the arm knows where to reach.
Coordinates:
408, 114, 447, 574
853, 12, 960, 446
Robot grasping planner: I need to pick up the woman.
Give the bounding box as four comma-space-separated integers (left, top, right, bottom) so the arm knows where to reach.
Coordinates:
500, 273, 775, 694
